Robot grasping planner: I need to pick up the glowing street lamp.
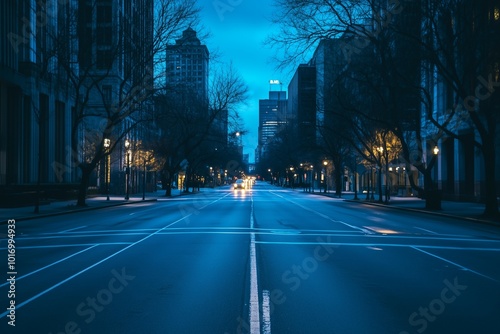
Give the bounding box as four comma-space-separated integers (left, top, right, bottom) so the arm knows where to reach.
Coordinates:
104, 138, 111, 201
433, 146, 439, 155
322, 160, 329, 193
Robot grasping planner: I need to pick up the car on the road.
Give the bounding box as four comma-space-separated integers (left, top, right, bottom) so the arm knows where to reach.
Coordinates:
233, 179, 245, 189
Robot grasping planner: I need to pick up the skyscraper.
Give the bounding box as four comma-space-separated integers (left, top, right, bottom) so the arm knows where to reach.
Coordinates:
287, 64, 317, 149
166, 28, 209, 104
0, 0, 155, 202
257, 89, 287, 163
77, 0, 154, 194
0, 0, 77, 193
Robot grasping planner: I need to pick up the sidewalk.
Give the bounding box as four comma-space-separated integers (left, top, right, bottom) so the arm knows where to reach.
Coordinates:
295, 188, 500, 226
0, 187, 199, 224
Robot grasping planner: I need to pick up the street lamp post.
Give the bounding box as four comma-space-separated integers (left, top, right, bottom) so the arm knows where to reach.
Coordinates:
428, 145, 441, 210
353, 160, 358, 200
309, 165, 313, 193
142, 156, 146, 201
104, 138, 111, 201
376, 146, 386, 203
404, 167, 407, 195
125, 139, 130, 200
370, 166, 375, 200
396, 167, 400, 196
323, 160, 328, 193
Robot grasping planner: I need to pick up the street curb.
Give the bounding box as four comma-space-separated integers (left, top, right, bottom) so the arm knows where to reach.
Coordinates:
298, 189, 500, 227
342, 198, 500, 227
0, 198, 157, 225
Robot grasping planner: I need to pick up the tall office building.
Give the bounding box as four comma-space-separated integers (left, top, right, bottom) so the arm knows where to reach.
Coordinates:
166, 28, 209, 105
0, 0, 155, 202
287, 64, 317, 149
309, 38, 346, 145
257, 89, 287, 163
1, 0, 77, 195
78, 0, 154, 192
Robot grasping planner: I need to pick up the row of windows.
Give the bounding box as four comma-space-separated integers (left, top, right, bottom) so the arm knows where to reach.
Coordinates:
169, 70, 205, 76
167, 76, 204, 83
169, 64, 204, 70
169, 59, 206, 67
168, 53, 207, 59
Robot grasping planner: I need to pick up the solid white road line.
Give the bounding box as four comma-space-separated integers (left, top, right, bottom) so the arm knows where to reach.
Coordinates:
58, 226, 87, 233
10, 242, 133, 249
411, 247, 498, 282
249, 195, 261, 334
0, 245, 98, 288
269, 191, 373, 234
262, 290, 272, 334
255, 240, 500, 252
414, 227, 439, 235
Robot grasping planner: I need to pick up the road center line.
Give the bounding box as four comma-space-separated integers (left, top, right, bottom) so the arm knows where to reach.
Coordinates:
249, 194, 261, 334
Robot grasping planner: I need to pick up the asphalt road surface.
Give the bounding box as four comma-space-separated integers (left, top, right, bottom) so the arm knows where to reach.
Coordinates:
1, 181, 499, 333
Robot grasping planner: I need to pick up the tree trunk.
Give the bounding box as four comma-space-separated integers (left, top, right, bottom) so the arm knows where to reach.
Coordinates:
165, 184, 172, 197
423, 169, 441, 210
77, 166, 91, 206
482, 141, 499, 218
164, 173, 174, 197
334, 167, 342, 197
185, 169, 191, 193
34, 135, 42, 213
378, 166, 383, 202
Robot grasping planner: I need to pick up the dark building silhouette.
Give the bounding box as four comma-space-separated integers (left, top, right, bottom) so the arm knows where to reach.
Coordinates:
287, 65, 317, 150
166, 28, 209, 105
309, 39, 347, 146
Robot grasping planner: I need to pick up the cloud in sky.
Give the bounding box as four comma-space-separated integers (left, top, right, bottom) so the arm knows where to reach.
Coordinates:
201, 0, 285, 163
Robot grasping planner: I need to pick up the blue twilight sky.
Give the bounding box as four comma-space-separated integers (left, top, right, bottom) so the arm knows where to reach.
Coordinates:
200, 0, 287, 163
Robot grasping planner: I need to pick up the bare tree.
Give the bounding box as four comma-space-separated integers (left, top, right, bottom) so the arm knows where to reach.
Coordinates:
414, 1, 500, 216
51, 0, 201, 206
269, 0, 499, 216
154, 62, 249, 195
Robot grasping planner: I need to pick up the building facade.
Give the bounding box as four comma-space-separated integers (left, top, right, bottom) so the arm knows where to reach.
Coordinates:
0, 0, 155, 204
423, 1, 500, 201
0, 0, 77, 203
257, 89, 287, 163
78, 0, 154, 194
166, 28, 209, 105
287, 65, 317, 150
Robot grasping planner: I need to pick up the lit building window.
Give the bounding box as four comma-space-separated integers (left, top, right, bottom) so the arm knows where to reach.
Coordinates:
495, 7, 500, 21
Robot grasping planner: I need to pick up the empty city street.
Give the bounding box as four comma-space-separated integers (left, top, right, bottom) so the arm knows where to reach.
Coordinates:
2, 182, 500, 334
